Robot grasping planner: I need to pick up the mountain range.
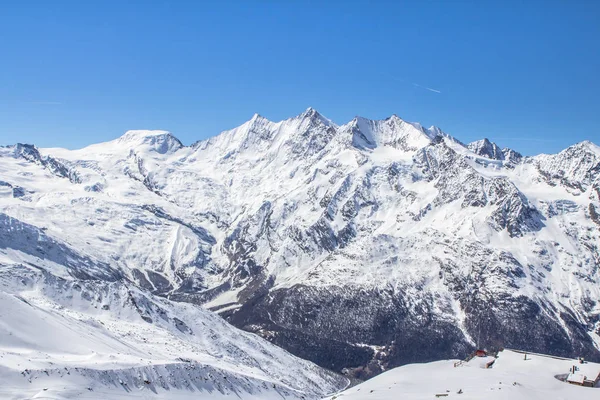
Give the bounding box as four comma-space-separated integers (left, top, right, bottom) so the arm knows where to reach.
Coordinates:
1, 108, 599, 383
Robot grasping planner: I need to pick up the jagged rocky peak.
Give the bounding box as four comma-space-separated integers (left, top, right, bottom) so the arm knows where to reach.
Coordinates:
247, 112, 270, 125
467, 137, 523, 164
274, 107, 340, 158
188, 112, 280, 158
4, 143, 78, 182
240, 113, 278, 140
284, 107, 336, 131
10, 143, 43, 163
502, 147, 523, 164
425, 125, 444, 139
194, 108, 340, 160
546, 140, 600, 161
229, 113, 278, 148
117, 129, 183, 154
295, 106, 331, 124
278, 108, 337, 142
468, 138, 505, 160
534, 140, 600, 193
579, 139, 600, 155
346, 114, 435, 151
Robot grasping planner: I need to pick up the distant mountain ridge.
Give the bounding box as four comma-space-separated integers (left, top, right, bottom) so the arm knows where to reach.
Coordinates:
1, 108, 599, 380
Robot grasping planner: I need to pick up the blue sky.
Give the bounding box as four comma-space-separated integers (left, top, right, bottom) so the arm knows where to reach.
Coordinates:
0, 0, 599, 154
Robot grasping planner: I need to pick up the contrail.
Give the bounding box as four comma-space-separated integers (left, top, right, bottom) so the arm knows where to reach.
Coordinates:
412, 83, 441, 94
381, 73, 443, 94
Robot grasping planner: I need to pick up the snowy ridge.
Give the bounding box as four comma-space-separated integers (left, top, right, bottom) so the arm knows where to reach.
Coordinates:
116, 130, 184, 154
467, 138, 504, 160
0, 263, 346, 399
1, 108, 599, 381
345, 115, 433, 151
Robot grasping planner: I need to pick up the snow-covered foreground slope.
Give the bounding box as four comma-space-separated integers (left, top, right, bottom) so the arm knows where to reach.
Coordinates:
1, 108, 599, 379
0, 263, 346, 399
324, 349, 600, 400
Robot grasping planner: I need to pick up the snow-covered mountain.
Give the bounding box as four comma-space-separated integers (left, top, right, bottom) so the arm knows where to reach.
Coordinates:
0, 262, 346, 399
1, 108, 599, 381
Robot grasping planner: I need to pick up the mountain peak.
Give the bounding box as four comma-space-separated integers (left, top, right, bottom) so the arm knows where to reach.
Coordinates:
119, 129, 172, 139
243, 113, 273, 132
426, 125, 443, 138
293, 107, 334, 127
249, 112, 267, 122
9, 143, 43, 163
502, 147, 523, 164
117, 130, 183, 154
303, 106, 317, 115
346, 115, 435, 151
468, 138, 504, 160
546, 140, 600, 160
297, 106, 319, 118
469, 138, 493, 147
577, 140, 600, 156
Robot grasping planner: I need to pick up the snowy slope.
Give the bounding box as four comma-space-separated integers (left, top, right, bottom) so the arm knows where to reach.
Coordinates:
0, 262, 346, 399
323, 349, 600, 399
1, 108, 599, 380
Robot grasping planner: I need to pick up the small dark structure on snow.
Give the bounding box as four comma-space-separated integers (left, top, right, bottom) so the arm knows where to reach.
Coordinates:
566, 363, 600, 388
475, 349, 487, 357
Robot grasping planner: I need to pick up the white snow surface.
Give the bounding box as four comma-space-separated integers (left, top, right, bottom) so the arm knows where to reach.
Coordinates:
0, 264, 346, 399
1, 108, 600, 394
324, 349, 600, 400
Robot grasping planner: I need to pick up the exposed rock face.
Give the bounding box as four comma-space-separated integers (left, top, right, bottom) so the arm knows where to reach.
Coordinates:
533, 141, 600, 194
1, 112, 599, 379
468, 138, 505, 160
9, 143, 80, 183
0, 264, 347, 399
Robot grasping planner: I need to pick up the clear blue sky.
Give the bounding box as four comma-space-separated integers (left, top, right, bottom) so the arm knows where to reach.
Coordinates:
1, 0, 599, 155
